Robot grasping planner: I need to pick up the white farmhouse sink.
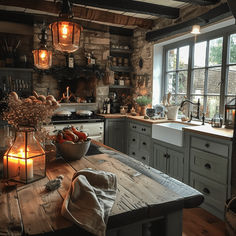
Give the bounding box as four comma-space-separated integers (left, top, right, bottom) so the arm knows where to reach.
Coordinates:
152, 122, 193, 147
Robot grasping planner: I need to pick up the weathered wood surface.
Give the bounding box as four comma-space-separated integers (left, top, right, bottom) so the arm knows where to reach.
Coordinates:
0, 141, 203, 235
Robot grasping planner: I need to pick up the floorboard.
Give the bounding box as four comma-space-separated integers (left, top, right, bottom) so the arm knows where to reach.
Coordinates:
182, 208, 226, 236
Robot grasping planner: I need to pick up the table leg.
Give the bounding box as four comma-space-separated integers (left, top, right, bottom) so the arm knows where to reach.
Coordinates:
165, 210, 182, 236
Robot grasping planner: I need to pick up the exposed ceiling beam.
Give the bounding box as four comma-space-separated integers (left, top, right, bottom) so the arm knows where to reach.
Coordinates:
146, 3, 231, 42
174, 0, 220, 6
0, 0, 153, 29
227, 0, 236, 20
71, 0, 179, 19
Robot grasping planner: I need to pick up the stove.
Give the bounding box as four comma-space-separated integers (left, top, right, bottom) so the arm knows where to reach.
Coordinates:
45, 113, 105, 143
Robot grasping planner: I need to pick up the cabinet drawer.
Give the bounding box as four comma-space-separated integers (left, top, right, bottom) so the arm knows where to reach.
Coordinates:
130, 122, 151, 136
128, 131, 139, 148
190, 149, 228, 184
139, 135, 150, 152
191, 137, 228, 157
128, 148, 139, 160
190, 173, 226, 213
138, 151, 150, 165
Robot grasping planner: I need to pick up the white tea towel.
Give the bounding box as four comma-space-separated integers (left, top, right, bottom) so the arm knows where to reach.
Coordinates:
61, 169, 117, 236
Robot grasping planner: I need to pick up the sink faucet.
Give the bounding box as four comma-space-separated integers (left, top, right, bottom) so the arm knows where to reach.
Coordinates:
180, 99, 200, 122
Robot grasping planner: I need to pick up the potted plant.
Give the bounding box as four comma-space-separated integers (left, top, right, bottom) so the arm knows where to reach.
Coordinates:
136, 96, 152, 116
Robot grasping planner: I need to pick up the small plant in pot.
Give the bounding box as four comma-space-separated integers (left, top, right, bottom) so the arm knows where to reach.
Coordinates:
136, 96, 152, 116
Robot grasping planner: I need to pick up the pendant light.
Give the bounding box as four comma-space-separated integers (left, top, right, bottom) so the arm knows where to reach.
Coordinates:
191, 25, 201, 35
32, 28, 52, 70
50, 0, 83, 53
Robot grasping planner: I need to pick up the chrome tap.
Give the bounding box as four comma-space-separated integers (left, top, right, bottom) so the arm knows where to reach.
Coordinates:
180, 99, 200, 122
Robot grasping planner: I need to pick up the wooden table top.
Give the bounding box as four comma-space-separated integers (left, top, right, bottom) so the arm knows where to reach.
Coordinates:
0, 143, 203, 235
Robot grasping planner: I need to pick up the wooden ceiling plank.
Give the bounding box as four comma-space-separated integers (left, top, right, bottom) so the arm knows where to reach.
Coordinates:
174, 0, 220, 6
146, 2, 231, 42
71, 0, 180, 19
0, 0, 153, 29
227, 0, 236, 20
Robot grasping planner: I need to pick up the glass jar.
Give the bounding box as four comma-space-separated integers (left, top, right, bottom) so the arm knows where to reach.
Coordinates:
3, 126, 46, 184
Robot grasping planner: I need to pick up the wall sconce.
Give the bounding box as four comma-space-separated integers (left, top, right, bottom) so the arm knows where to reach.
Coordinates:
225, 97, 236, 129
50, 0, 83, 53
191, 25, 201, 35
32, 28, 52, 70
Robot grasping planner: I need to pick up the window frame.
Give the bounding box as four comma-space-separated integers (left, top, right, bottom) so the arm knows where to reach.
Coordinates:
163, 24, 236, 118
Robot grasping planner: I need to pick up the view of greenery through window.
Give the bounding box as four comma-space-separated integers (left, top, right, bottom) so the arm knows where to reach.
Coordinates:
165, 32, 236, 119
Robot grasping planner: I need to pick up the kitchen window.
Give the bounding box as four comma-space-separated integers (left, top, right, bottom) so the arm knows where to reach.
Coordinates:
163, 26, 236, 119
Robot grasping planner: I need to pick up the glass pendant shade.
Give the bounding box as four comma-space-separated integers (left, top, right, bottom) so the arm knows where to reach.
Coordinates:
3, 127, 46, 184
33, 48, 52, 70
191, 25, 201, 35
50, 21, 82, 53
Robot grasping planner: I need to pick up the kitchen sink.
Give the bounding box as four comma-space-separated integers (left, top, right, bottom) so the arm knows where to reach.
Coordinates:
152, 122, 194, 147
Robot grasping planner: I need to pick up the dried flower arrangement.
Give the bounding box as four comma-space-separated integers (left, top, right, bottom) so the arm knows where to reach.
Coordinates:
3, 91, 60, 129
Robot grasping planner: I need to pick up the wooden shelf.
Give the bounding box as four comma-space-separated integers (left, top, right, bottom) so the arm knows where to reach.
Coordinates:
110, 48, 133, 54
109, 85, 132, 89
0, 67, 33, 72
111, 66, 132, 72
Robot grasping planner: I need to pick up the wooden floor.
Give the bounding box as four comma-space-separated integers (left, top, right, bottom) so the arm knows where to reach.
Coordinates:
182, 208, 226, 236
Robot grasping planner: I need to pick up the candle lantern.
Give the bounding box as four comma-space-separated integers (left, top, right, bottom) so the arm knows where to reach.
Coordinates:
3, 126, 46, 184
225, 97, 236, 129
50, 0, 83, 53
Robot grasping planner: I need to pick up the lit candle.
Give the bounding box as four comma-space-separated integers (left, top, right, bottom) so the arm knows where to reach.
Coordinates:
3, 156, 19, 178
66, 86, 69, 98
19, 159, 34, 180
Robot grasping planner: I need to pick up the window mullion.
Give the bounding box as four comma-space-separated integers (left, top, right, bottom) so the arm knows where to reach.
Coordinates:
220, 33, 229, 114
204, 41, 210, 114
176, 48, 180, 100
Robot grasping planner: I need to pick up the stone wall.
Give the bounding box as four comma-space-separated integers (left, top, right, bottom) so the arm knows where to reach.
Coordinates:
33, 24, 110, 111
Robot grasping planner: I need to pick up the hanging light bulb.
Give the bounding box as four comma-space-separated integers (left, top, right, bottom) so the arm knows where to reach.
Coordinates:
50, 0, 83, 53
32, 28, 52, 70
191, 25, 201, 35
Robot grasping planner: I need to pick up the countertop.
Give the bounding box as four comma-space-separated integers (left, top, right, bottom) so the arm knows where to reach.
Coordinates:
98, 113, 234, 140
0, 141, 203, 235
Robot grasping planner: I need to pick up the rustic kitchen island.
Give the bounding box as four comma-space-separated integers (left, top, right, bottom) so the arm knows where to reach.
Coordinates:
0, 141, 203, 236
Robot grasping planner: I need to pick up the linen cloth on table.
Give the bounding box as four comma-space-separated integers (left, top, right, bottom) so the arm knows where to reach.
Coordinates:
61, 169, 117, 236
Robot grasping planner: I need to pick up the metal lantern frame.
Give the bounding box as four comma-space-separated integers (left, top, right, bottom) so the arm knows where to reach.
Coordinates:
50, 0, 83, 53
225, 97, 236, 129
32, 28, 52, 70
4, 126, 46, 184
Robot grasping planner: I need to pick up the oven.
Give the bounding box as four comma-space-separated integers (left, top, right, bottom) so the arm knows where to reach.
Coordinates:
45, 113, 104, 143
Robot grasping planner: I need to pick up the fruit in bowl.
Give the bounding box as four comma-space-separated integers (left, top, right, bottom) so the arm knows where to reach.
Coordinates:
55, 126, 91, 160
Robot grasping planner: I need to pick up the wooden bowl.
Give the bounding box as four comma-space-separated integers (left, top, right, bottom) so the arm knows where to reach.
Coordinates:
56, 139, 91, 160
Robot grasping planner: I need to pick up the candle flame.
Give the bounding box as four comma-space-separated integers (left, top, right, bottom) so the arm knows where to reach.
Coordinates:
62, 24, 68, 38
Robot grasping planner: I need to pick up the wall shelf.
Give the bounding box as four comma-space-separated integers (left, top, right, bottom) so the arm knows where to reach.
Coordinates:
110, 48, 133, 54
109, 85, 132, 89
111, 66, 132, 72
0, 67, 33, 72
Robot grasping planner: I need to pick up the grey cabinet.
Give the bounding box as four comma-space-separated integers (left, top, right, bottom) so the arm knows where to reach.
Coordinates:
153, 142, 184, 182
127, 121, 152, 166
186, 132, 232, 220
104, 118, 126, 153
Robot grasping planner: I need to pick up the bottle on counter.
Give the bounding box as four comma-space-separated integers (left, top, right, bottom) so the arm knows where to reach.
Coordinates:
106, 98, 111, 114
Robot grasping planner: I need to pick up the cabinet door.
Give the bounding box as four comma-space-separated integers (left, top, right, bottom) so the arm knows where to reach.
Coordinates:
105, 120, 125, 153
167, 149, 184, 182
153, 143, 167, 173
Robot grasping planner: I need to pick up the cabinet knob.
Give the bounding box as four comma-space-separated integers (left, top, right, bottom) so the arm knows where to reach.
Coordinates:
203, 187, 210, 195
141, 128, 146, 131
204, 163, 211, 169
205, 143, 210, 148
132, 138, 136, 142
142, 156, 146, 160
164, 153, 167, 158
166, 154, 170, 159
132, 152, 135, 155
142, 142, 146, 145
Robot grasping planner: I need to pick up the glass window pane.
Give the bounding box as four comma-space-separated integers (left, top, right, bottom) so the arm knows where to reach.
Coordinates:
227, 66, 236, 95
207, 67, 221, 94
194, 41, 207, 68
167, 72, 176, 94
179, 46, 189, 70
229, 34, 236, 64
191, 96, 204, 116
206, 96, 220, 118
208, 37, 223, 66
175, 95, 186, 105
178, 71, 188, 93
167, 49, 177, 71
192, 69, 205, 94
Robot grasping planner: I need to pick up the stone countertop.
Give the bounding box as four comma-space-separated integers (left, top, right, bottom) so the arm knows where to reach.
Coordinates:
98, 114, 234, 140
